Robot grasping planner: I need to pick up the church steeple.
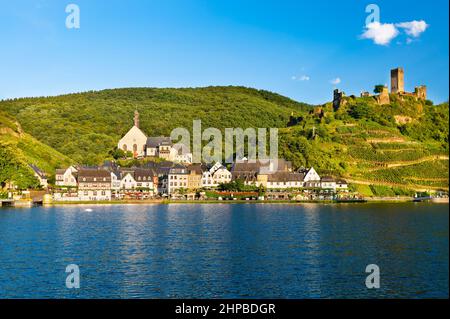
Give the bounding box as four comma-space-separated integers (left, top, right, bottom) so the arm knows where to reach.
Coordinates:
134, 108, 139, 128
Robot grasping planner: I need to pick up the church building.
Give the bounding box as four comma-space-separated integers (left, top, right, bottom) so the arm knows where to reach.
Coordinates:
117, 110, 147, 158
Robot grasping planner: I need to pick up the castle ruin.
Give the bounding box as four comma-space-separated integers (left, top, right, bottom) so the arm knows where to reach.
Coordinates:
333, 67, 427, 111
391, 67, 427, 101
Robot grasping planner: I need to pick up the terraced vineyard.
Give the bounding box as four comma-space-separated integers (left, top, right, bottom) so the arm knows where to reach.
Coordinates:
280, 115, 449, 192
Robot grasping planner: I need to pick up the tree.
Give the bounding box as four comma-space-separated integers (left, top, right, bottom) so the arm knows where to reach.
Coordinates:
374, 85, 385, 94
109, 148, 126, 160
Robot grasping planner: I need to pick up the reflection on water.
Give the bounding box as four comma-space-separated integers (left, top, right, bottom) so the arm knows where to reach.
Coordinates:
0, 203, 448, 298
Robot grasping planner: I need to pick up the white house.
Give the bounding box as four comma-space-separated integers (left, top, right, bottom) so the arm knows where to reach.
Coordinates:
265, 172, 305, 189
120, 172, 137, 190
302, 167, 321, 188
77, 169, 112, 201
201, 162, 232, 188
172, 144, 193, 164
320, 176, 337, 190
29, 164, 48, 188
55, 166, 78, 187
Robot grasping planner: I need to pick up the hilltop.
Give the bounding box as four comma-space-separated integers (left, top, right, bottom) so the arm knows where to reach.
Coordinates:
0, 86, 448, 192
280, 93, 449, 193
0, 86, 311, 164
0, 111, 73, 189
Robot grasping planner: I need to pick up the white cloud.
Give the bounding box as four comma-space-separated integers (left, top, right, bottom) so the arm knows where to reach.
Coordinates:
292, 75, 310, 81
361, 22, 399, 45
396, 20, 428, 37
330, 77, 341, 85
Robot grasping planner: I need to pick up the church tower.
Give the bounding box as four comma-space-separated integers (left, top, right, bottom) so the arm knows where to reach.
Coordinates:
134, 109, 140, 128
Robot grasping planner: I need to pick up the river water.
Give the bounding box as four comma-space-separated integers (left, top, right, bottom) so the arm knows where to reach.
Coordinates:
0, 203, 448, 298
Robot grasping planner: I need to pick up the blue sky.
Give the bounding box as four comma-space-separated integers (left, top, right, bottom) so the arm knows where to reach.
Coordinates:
0, 0, 448, 104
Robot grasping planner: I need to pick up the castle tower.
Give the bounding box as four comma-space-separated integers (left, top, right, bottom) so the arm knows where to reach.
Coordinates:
134, 109, 140, 128
391, 67, 405, 94
414, 86, 427, 100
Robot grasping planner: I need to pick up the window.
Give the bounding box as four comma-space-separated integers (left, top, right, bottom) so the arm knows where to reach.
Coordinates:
133, 144, 138, 152
101, 191, 106, 196
123, 144, 127, 151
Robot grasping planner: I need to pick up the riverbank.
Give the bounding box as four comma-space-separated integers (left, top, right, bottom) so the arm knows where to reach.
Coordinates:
39, 198, 448, 206
3, 197, 448, 208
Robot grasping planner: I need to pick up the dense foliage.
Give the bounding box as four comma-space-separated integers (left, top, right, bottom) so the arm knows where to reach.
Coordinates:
0, 87, 448, 191
0, 86, 311, 164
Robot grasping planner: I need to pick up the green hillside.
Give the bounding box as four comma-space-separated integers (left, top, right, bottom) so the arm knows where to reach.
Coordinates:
0, 87, 311, 164
280, 94, 449, 191
0, 111, 73, 189
0, 86, 448, 192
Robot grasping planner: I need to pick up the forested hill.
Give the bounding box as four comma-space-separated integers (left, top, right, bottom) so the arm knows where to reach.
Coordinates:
0, 86, 312, 164
0, 86, 448, 192
0, 111, 72, 189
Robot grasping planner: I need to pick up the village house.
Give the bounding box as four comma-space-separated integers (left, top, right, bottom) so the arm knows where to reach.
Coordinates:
299, 167, 322, 188
231, 159, 293, 187
53, 158, 347, 201
173, 144, 193, 164
116, 167, 157, 198
187, 164, 203, 190
55, 166, 78, 187
77, 168, 112, 201
202, 162, 232, 188
146, 136, 173, 159
264, 172, 305, 189
321, 176, 349, 191
29, 164, 48, 188
168, 167, 189, 195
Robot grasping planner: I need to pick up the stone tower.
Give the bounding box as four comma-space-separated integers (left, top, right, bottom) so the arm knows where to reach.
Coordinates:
391, 67, 405, 94
134, 109, 140, 128
415, 86, 427, 100
333, 89, 346, 111
376, 86, 390, 105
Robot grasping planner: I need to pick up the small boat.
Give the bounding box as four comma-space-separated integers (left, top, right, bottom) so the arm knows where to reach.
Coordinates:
84, 208, 93, 212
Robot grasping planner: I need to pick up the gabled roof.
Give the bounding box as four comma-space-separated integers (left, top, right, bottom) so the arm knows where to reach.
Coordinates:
232, 159, 292, 174
267, 172, 305, 182
146, 136, 172, 148
78, 169, 111, 182
29, 164, 46, 178
187, 164, 203, 175
134, 168, 156, 180
55, 169, 67, 175
120, 125, 148, 141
